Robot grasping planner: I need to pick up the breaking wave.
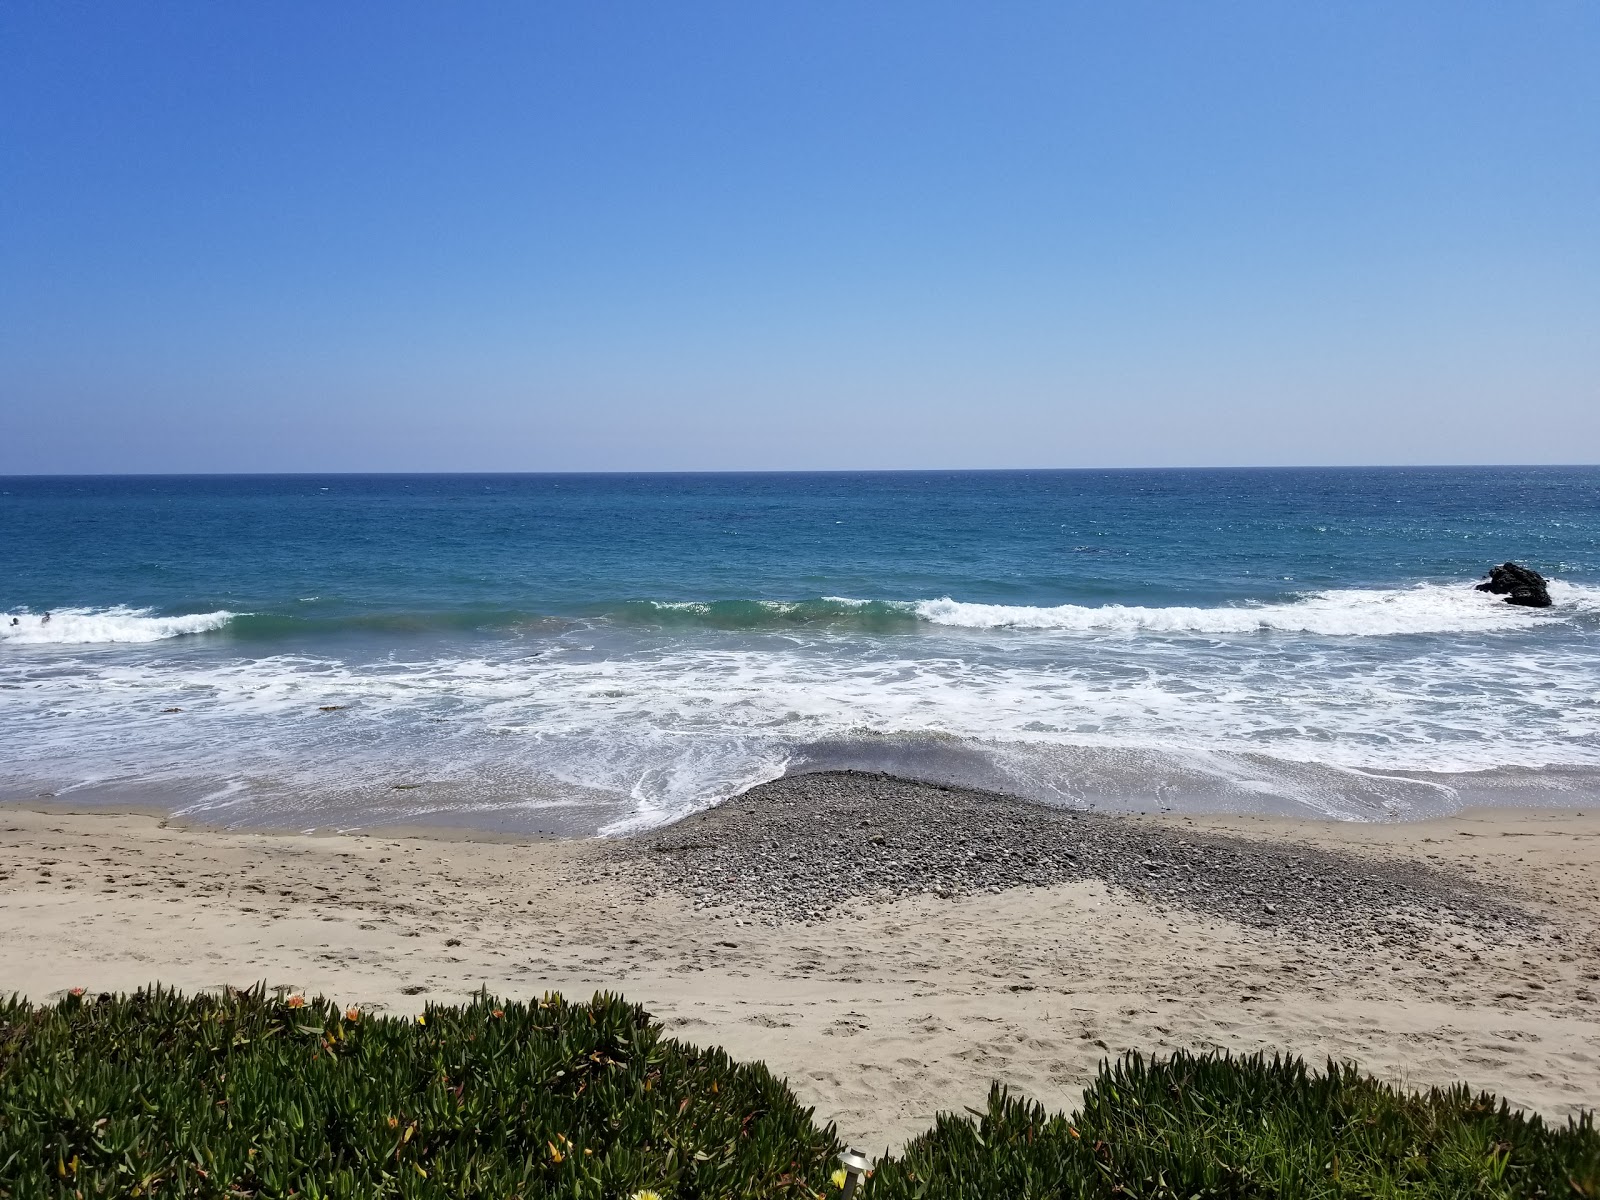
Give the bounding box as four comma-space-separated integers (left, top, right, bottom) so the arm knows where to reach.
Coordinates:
914, 582, 1600, 636
0, 606, 237, 645
8, 581, 1593, 647
621, 582, 1596, 637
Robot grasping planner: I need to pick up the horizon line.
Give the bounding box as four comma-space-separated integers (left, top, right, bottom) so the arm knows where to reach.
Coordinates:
3, 462, 1599, 480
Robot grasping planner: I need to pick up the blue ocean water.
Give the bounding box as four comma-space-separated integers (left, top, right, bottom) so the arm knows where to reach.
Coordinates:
3, 468, 1598, 832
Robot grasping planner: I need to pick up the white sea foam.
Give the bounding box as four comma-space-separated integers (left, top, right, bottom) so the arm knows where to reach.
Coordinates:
914, 582, 1599, 636
5, 611, 1600, 830
1550, 579, 1600, 611
3, 580, 1598, 832
0, 606, 236, 645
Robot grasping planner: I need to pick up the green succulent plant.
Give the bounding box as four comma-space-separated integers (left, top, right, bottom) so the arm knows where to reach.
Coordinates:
2, 988, 1595, 1198
870, 1053, 1599, 1199
0, 987, 839, 1198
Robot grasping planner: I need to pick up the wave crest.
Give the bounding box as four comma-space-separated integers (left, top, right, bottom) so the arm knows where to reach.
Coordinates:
1, 606, 237, 645
5, 580, 1593, 645
915, 582, 1597, 636
612, 597, 920, 631
616, 581, 1598, 636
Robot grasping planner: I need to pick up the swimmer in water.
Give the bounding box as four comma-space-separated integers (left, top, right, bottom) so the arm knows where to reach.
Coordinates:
41, 612, 50, 624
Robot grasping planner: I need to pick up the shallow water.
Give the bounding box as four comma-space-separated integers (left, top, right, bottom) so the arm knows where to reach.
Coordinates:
3, 468, 1597, 832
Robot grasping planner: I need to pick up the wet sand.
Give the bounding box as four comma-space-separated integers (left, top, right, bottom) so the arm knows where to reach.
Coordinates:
2, 775, 1597, 1153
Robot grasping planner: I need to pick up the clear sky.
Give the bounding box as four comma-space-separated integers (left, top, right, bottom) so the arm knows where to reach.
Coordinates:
2, 2, 1597, 473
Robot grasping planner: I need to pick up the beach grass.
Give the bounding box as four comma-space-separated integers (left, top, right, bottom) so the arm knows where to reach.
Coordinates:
2, 987, 1596, 1198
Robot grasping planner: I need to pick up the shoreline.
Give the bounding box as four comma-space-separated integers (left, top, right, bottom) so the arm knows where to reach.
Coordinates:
3, 771, 1597, 1151
5, 758, 1597, 844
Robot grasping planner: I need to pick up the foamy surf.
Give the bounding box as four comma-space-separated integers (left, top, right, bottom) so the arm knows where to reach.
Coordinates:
0, 606, 237, 645
913, 582, 1597, 636
601, 581, 1600, 635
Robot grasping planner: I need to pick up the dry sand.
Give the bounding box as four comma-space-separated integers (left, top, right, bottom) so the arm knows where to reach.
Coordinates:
2, 786, 1597, 1154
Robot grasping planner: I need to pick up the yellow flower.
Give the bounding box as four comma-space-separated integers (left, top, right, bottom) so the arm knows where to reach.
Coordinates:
548, 1140, 565, 1163
286, 995, 306, 1009
629, 1192, 663, 1200
345, 1006, 361, 1021
832, 1168, 848, 1189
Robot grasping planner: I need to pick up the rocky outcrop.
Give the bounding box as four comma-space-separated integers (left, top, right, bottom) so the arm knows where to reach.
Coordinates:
1475, 562, 1551, 608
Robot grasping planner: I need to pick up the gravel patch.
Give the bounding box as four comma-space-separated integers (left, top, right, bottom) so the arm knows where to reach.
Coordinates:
614, 770, 1535, 946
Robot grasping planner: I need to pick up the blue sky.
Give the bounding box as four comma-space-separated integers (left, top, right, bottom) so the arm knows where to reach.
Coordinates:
2, 2, 1597, 472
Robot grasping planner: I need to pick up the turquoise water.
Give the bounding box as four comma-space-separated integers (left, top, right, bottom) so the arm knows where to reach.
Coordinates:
3, 469, 1598, 832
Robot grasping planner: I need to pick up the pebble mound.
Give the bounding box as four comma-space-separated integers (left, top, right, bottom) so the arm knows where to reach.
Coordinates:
617, 771, 1532, 946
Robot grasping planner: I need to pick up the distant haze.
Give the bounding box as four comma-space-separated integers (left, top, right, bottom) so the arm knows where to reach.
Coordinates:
2, 2, 1597, 473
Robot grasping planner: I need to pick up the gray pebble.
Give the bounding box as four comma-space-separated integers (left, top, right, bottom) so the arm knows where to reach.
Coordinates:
612, 771, 1533, 947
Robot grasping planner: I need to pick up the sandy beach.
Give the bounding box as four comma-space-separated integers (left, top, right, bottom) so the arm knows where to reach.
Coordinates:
3, 774, 1597, 1154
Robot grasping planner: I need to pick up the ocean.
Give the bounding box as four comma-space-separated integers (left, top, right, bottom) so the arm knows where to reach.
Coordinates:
2, 468, 1598, 834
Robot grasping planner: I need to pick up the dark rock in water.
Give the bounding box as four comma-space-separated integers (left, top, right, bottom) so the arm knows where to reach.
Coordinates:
1475, 562, 1552, 608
